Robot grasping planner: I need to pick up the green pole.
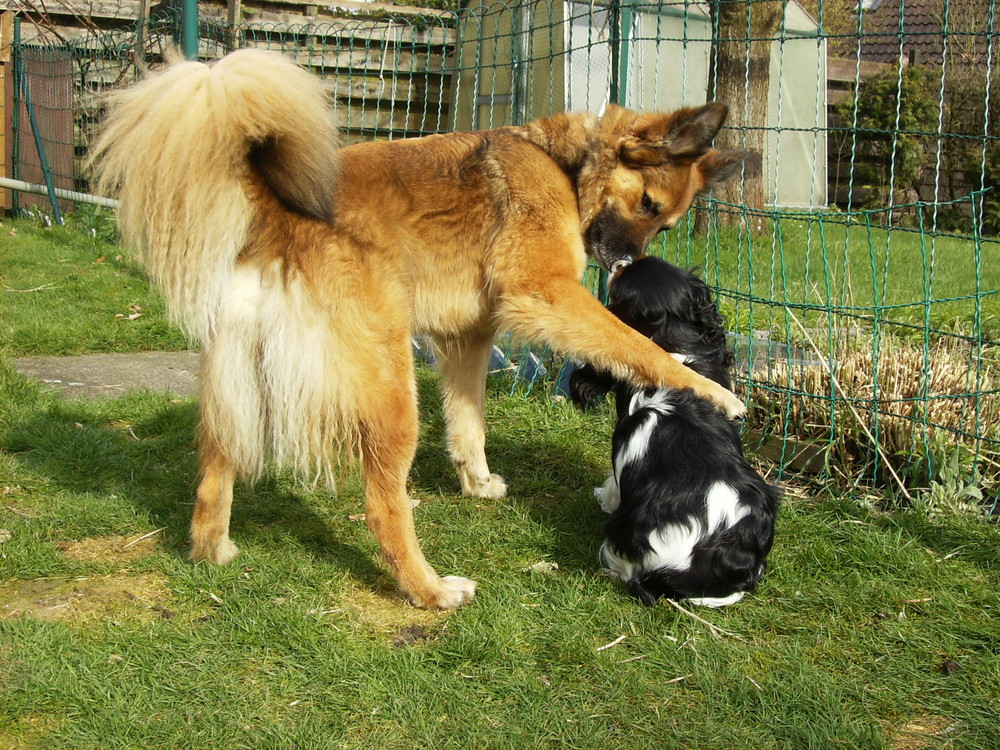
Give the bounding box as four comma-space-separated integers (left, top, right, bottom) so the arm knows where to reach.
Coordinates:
617, 1, 633, 107
11, 15, 20, 213
15, 42, 63, 224
182, 0, 198, 60
608, 0, 633, 107
609, 0, 621, 105
603, 1, 633, 301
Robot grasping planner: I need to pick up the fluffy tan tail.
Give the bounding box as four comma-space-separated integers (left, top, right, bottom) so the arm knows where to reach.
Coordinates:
91, 49, 339, 343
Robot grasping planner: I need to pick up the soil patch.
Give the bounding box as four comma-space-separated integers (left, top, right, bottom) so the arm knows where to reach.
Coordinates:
0, 573, 170, 623
56, 532, 161, 563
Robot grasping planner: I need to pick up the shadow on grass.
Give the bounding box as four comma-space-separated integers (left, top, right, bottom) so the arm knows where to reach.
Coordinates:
5, 366, 612, 584
880, 511, 1000, 573
413, 374, 610, 571
487, 431, 609, 565
3, 398, 383, 587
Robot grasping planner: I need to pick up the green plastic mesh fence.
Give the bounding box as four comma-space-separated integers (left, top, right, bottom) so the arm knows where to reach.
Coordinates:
8, 1, 999, 505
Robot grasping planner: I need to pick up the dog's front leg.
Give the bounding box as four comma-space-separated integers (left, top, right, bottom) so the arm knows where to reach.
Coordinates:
498, 277, 746, 419
432, 331, 508, 499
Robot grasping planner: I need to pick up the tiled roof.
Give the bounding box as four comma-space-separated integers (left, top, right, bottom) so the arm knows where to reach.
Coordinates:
858, 0, 995, 67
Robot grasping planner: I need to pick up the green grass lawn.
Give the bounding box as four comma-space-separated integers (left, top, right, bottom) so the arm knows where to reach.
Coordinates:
2, 217, 999, 748
0, 219, 187, 355
656, 212, 1000, 343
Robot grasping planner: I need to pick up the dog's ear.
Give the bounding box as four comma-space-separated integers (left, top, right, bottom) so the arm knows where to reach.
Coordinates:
698, 148, 755, 193
618, 103, 730, 167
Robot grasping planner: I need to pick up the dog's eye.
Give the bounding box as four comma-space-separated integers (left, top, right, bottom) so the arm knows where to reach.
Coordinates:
641, 193, 660, 217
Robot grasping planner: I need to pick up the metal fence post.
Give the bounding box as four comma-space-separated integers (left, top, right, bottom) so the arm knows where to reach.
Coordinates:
16, 51, 63, 224
608, 0, 632, 107
182, 0, 199, 60
602, 0, 634, 302
11, 13, 18, 212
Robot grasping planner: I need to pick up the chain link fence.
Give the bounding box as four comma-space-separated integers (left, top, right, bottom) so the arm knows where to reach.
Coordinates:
5, 1, 999, 505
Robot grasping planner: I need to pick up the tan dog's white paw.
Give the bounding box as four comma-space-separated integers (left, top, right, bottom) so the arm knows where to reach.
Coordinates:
715, 387, 747, 420
190, 536, 240, 565
434, 576, 478, 609
461, 472, 508, 499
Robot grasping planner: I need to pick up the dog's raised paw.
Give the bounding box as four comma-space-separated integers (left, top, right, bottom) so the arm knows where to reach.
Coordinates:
717, 389, 747, 420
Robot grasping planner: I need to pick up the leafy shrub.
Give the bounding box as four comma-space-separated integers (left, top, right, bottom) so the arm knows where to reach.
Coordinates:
836, 67, 940, 223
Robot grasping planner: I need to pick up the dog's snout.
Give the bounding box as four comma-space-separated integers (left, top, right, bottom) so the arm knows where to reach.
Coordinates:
609, 259, 632, 280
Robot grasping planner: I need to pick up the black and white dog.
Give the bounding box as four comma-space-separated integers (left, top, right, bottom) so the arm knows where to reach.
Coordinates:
570, 256, 779, 607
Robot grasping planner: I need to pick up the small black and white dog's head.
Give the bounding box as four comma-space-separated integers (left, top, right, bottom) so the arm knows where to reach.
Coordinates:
570, 257, 734, 413
607, 257, 733, 386
571, 256, 778, 607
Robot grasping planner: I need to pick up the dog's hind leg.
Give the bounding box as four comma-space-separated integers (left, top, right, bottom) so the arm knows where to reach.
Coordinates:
433, 331, 507, 499
359, 341, 477, 609
190, 445, 240, 564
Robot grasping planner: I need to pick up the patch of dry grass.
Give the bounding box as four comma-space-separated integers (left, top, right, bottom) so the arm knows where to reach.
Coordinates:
890, 714, 961, 750
56, 531, 162, 563
322, 577, 451, 643
748, 332, 999, 497
0, 573, 171, 624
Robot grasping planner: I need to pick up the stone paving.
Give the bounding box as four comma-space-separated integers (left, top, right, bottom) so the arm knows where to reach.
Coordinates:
13, 351, 200, 400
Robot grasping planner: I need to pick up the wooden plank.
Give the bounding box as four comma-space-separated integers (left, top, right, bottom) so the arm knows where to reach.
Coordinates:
827, 56, 899, 84
0, 8, 11, 63
0, 0, 457, 23
228, 18, 455, 47
743, 429, 827, 475
6, 1, 457, 47
134, 0, 150, 65
325, 74, 447, 106
237, 40, 449, 72
332, 100, 449, 135
226, 0, 242, 51
826, 88, 853, 107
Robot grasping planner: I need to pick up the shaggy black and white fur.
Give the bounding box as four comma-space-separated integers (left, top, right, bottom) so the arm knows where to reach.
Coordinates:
570, 256, 779, 607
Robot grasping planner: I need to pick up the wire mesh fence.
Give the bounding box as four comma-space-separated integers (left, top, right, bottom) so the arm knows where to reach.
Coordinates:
5, 0, 998, 504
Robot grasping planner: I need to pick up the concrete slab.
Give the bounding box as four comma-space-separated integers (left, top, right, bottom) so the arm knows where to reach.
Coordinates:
14, 351, 200, 400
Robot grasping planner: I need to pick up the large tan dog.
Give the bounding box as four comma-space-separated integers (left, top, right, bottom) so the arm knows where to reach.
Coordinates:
93, 49, 747, 609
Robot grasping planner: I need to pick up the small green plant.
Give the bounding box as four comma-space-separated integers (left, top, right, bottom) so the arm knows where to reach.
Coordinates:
16, 204, 119, 244
64, 204, 120, 244
914, 436, 987, 518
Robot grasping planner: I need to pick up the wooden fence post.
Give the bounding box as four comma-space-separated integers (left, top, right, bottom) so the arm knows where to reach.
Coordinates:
226, 0, 242, 52
135, 0, 151, 68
